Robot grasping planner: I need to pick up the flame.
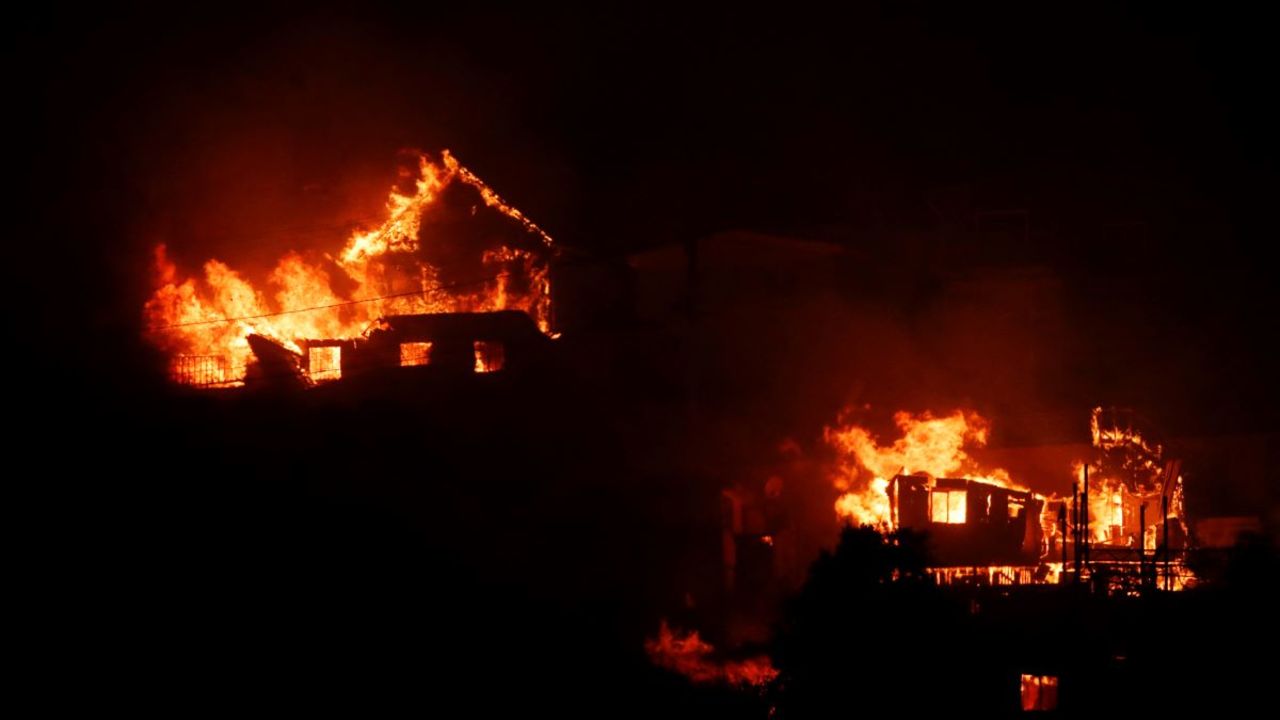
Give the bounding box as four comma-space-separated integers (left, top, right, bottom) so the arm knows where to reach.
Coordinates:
1020, 674, 1059, 711
825, 409, 1024, 528
1074, 408, 1187, 547
644, 620, 777, 687
1090, 406, 1161, 459
144, 150, 553, 386
833, 477, 892, 529
443, 151, 554, 248
930, 565, 1051, 585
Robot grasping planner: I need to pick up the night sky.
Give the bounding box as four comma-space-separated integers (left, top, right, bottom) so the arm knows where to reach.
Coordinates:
13, 2, 1280, 431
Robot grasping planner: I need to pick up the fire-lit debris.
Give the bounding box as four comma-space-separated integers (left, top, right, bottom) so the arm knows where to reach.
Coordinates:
644, 620, 777, 687
1052, 407, 1194, 592
1075, 406, 1188, 551
146, 150, 554, 388
244, 334, 308, 388
1096, 408, 1188, 540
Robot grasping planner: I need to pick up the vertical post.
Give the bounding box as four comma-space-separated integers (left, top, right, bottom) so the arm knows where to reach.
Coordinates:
1071, 483, 1081, 582
1059, 502, 1068, 584
1162, 494, 1170, 592
889, 476, 899, 529
1082, 464, 1090, 574
1139, 502, 1147, 590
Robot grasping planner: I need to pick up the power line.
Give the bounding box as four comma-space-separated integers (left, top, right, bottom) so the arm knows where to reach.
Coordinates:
158, 273, 514, 329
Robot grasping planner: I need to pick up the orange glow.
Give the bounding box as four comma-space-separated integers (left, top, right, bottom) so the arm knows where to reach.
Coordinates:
400, 341, 432, 367
1073, 408, 1188, 548
473, 341, 505, 373
644, 620, 777, 687
1020, 674, 1059, 711
307, 346, 342, 382
930, 489, 967, 524
144, 150, 553, 386
825, 409, 1026, 528
931, 565, 1041, 585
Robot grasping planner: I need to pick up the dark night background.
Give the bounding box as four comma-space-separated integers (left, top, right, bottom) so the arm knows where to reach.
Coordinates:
10, 2, 1279, 714
13, 2, 1279, 430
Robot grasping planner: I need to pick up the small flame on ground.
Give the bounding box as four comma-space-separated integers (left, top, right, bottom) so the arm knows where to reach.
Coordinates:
644, 620, 777, 687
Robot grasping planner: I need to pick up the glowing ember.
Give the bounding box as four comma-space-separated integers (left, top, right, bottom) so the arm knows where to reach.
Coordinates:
644, 620, 777, 687
1020, 674, 1059, 711
824, 409, 1025, 528
144, 150, 553, 386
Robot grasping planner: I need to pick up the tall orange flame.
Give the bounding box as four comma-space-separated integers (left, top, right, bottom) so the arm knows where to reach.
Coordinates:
825, 409, 1025, 528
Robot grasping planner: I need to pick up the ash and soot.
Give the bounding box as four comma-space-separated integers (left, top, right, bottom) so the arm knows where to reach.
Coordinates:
17, 5, 1279, 718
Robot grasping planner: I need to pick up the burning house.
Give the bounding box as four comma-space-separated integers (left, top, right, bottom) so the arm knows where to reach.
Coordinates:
889, 473, 1044, 568
145, 150, 555, 390
789, 407, 1191, 590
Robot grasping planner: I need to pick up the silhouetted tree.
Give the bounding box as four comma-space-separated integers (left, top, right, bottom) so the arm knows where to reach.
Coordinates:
769, 526, 1007, 717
